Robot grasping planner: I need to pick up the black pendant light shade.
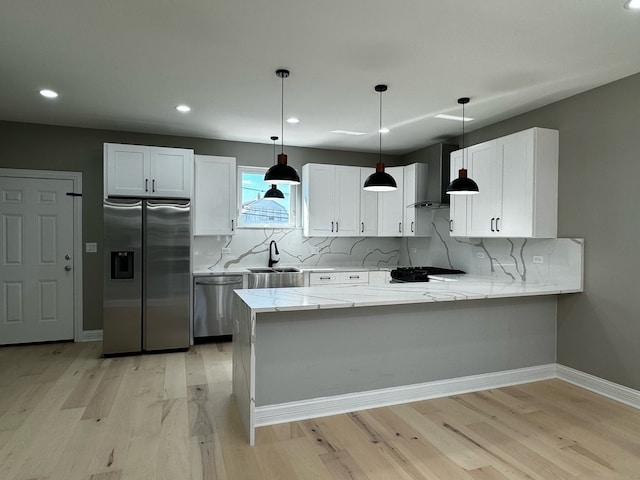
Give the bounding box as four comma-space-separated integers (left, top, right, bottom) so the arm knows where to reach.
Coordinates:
264, 153, 300, 184
364, 84, 397, 192
446, 168, 479, 195
447, 97, 479, 195
264, 136, 286, 200
264, 184, 285, 199
264, 69, 301, 185
364, 162, 397, 191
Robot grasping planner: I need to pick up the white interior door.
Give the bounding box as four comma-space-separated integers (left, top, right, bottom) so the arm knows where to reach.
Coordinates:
0, 176, 75, 344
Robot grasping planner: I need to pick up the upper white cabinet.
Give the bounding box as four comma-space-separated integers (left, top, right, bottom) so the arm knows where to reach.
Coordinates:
193, 155, 237, 236
452, 127, 559, 238
377, 164, 432, 237
448, 150, 468, 236
303, 162, 434, 238
359, 167, 378, 236
104, 143, 193, 198
377, 166, 405, 237
303, 164, 361, 237
402, 163, 433, 237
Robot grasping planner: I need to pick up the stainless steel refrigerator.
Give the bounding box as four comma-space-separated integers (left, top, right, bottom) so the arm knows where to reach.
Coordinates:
103, 198, 190, 355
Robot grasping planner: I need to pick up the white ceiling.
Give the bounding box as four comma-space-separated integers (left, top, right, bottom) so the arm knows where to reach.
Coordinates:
1, 0, 639, 155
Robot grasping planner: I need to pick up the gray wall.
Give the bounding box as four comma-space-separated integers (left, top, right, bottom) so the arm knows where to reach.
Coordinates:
0, 121, 399, 331
457, 72, 640, 390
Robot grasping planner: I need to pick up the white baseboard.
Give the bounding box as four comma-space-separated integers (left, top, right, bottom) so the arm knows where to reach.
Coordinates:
78, 329, 103, 342
556, 364, 640, 409
255, 364, 557, 427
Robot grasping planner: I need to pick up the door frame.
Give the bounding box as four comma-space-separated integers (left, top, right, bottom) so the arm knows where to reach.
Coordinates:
0, 168, 83, 342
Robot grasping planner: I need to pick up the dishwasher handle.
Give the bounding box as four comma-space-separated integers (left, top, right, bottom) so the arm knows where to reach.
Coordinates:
195, 276, 243, 286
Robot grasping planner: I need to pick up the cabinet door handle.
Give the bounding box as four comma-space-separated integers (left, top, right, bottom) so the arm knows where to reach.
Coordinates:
449, 219, 453, 232
145, 179, 149, 192
336, 222, 339, 233
496, 217, 500, 232
491, 217, 495, 232
231, 219, 234, 231
361, 222, 364, 233
399, 222, 402, 233
411, 221, 414, 233
152, 179, 156, 193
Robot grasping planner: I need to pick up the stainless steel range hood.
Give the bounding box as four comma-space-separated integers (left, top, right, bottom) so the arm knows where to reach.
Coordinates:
404, 143, 458, 208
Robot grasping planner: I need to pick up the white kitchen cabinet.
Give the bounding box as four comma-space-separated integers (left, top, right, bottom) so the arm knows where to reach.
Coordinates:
402, 163, 433, 237
455, 127, 558, 238
466, 141, 498, 237
193, 155, 236, 235
302, 164, 360, 237
359, 167, 378, 236
448, 150, 468, 236
104, 143, 193, 198
377, 164, 432, 237
376, 166, 404, 236
308, 271, 370, 286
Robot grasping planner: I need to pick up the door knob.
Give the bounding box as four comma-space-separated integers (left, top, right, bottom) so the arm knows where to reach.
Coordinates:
65, 265, 72, 271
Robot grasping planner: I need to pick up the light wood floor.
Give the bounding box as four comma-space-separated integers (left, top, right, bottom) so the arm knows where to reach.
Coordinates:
1, 342, 639, 480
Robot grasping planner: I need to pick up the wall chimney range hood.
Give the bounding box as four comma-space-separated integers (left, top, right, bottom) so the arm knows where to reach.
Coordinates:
407, 143, 458, 208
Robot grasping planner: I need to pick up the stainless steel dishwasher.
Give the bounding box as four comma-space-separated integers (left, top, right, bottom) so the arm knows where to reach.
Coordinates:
193, 275, 243, 338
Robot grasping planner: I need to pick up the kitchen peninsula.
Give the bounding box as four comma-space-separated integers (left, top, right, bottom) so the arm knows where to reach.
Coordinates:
232, 238, 583, 444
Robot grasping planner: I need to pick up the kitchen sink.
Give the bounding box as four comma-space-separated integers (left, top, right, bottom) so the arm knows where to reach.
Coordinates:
247, 267, 304, 289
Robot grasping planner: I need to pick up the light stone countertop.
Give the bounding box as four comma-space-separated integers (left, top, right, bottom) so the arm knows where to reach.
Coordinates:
234, 275, 582, 313
191, 266, 391, 275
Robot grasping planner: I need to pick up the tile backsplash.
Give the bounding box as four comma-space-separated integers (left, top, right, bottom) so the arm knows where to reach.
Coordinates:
193, 228, 400, 271
193, 207, 583, 290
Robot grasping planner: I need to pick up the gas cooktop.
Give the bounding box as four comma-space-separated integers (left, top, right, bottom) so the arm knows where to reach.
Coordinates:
390, 266, 466, 283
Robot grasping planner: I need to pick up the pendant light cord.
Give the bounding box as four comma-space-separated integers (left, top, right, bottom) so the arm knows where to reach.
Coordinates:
281, 75, 284, 155
379, 88, 383, 163
462, 101, 465, 168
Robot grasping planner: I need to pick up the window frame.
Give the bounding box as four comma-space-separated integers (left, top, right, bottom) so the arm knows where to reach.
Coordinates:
237, 165, 299, 229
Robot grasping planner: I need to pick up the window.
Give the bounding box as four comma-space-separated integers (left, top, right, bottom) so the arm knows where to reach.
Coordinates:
238, 166, 297, 228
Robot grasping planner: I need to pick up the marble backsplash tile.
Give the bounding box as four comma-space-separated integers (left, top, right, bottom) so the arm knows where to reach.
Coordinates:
193, 208, 583, 290
400, 208, 583, 288
193, 228, 401, 271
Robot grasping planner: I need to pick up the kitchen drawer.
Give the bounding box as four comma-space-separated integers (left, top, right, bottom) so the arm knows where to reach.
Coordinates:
340, 272, 369, 284
309, 271, 369, 286
309, 272, 339, 285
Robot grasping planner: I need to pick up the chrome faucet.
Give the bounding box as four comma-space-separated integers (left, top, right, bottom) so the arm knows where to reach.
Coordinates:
268, 240, 280, 267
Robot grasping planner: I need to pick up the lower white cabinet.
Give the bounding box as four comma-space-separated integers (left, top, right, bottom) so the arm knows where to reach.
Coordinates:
308, 271, 370, 286
193, 155, 236, 235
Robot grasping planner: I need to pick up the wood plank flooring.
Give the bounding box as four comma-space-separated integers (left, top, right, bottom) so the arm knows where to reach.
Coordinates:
1, 341, 639, 479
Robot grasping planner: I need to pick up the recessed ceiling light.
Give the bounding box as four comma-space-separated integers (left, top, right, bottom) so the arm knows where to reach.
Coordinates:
286, 117, 299, 124
39, 89, 58, 99
434, 114, 474, 122
624, 0, 640, 10
379, 127, 390, 134
330, 130, 366, 136
176, 105, 191, 113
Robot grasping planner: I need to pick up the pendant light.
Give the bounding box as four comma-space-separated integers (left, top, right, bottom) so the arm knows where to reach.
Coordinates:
446, 97, 479, 195
264, 69, 301, 185
363, 84, 397, 192
264, 136, 285, 200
